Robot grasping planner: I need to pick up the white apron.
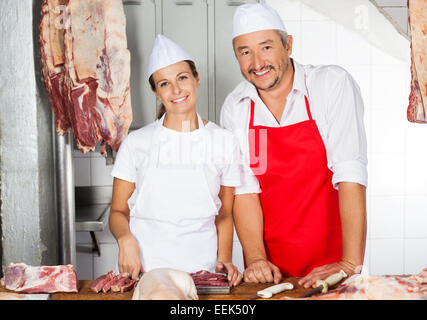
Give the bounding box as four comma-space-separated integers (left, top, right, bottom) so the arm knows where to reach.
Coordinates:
128, 113, 218, 273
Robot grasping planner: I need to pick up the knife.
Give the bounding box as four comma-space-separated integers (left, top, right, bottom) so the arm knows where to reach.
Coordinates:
242, 282, 294, 300
299, 270, 347, 298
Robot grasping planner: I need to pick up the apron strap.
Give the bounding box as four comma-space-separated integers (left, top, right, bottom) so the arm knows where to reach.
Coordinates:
304, 95, 313, 121
249, 99, 255, 128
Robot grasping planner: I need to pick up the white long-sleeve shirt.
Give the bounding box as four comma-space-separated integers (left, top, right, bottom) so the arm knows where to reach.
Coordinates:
220, 58, 368, 195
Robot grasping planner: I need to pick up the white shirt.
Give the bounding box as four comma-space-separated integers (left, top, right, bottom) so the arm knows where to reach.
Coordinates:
111, 117, 242, 212
220, 59, 368, 195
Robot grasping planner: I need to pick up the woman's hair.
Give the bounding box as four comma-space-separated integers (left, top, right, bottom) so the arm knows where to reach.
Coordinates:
148, 60, 199, 120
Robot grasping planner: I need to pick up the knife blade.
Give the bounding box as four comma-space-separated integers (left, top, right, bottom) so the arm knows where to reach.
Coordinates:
299, 270, 347, 298
241, 282, 294, 300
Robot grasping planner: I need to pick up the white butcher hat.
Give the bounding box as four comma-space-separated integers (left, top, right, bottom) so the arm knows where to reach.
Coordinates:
232, 3, 287, 39
147, 34, 193, 80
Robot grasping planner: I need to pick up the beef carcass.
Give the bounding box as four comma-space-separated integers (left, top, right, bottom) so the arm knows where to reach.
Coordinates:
39, 0, 132, 155
407, 0, 427, 123
39, 0, 71, 134
132, 269, 198, 300
0, 263, 78, 294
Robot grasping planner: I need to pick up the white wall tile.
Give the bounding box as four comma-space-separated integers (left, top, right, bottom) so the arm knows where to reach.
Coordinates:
267, 0, 301, 21
369, 153, 405, 196
285, 20, 302, 61
404, 196, 427, 238
301, 20, 337, 65
371, 107, 405, 154
371, 65, 407, 109
74, 157, 91, 187
405, 122, 427, 157
371, 45, 406, 66
405, 150, 427, 197
370, 196, 404, 239
404, 238, 427, 275
362, 239, 371, 274
90, 157, 114, 186
370, 238, 404, 275
301, 3, 329, 21
336, 25, 371, 66
93, 243, 119, 279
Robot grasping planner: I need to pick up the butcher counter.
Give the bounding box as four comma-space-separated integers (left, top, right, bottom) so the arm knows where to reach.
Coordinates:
0, 277, 313, 300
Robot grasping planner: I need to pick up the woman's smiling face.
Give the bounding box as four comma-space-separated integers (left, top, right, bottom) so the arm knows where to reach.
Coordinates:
151, 60, 200, 116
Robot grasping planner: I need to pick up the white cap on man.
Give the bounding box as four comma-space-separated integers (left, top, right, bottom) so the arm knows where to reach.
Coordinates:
232, 3, 287, 39
147, 34, 193, 80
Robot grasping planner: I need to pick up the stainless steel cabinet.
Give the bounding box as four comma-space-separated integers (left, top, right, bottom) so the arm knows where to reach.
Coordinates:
123, 0, 261, 129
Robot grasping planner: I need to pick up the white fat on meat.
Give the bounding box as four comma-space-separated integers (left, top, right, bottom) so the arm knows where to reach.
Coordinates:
132, 268, 198, 300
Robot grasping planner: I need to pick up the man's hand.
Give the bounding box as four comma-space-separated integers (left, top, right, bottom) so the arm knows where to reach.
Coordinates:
298, 260, 361, 288
243, 259, 282, 284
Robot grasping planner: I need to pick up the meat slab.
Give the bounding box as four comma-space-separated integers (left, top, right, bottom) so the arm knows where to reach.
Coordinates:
40, 0, 132, 155
90, 271, 138, 294
190, 270, 229, 287
39, 0, 70, 135
407, 0, 427, 123
282, 268, 427, 300
0, 263, 78, 294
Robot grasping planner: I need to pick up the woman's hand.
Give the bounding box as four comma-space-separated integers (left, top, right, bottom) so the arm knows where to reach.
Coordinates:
117, 233, 144, 280
215, 261, 243, 287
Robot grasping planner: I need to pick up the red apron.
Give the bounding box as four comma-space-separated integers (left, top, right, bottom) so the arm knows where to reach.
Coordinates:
248, 96, 342, 277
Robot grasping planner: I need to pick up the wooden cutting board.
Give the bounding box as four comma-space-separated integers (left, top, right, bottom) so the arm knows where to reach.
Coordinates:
53, 277, 311, 300
1, 277, 313, 300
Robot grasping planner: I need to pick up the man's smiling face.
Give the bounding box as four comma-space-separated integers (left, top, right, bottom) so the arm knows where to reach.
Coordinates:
233, 29, 293, 92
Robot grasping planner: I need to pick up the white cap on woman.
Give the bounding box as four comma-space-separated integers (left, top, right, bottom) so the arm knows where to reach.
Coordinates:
147, 34, 193, 80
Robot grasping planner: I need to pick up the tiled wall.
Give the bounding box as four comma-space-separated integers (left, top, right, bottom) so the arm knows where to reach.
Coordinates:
75, 0, 427, 280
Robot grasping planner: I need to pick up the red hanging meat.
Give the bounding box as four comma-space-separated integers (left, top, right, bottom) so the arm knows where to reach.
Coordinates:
407, 0, 427, 123
39, 0, 133, 155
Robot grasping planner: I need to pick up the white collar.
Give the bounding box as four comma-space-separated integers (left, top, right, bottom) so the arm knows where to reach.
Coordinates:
236, 58, 308, 102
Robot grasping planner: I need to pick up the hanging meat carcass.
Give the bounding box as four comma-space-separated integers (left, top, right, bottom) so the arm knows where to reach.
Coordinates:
407, 0, 427, 123
39, 0, 70, 135
39, 0, 132, 155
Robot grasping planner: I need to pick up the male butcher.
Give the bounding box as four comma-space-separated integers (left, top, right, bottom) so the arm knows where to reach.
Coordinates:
220, 3, 368, 288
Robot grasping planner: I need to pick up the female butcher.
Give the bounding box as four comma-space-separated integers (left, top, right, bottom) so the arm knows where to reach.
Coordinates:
109, 35, 242, 286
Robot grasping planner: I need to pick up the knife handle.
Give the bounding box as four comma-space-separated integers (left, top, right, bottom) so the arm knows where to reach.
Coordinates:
315, 270, 347, 293
257, 282, 294, 298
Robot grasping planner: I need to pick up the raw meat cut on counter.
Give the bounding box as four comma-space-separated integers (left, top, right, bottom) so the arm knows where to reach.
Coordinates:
282, 268, 427, 300
0, 263, 78, 294
407, 0, 427, 123
132, 269, 198, 300
90, 270, 138, 294
39, 0, 133, 155
190, 270, 229, 287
